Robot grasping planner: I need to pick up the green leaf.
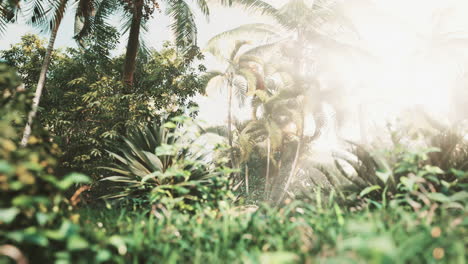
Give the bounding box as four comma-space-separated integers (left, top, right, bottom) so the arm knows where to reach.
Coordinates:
424, 165, 444, 174
36, 212, 50, 226
67, 235, 89, 250
163, 122, 177, 128
0, 160, 14, 174
141, 171, 162, 183
12, 195, 49, 207
56, 173, 91, 190
450, 191, 468, 202
0, 207, 20, 224
156, 144, 176, 156
426, 193, 450, 203
46, 221, 75, 240
334, 204, 344, 226
451, 169, 467, 179
7, 228, 49, 246
259, 252, 299, 264
359, 185, 381, 197
376, 171, 392, 183
96, 249, 112, 262
109, 235, 127, 255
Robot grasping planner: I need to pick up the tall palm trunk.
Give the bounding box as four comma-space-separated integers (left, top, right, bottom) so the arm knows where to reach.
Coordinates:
245, 165, 249, 195
268, 139, 283, 201
264, 136, 271, 196
122, 0, 143, 89
276, 111, 304, 205
251, 97, 258, 120
274, 28, 307, 203
20, 0, 67, 147
227, 79, 233, 148
227, 78, 238, 173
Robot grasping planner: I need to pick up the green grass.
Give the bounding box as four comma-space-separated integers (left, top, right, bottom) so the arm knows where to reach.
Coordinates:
74, 198, 467, 264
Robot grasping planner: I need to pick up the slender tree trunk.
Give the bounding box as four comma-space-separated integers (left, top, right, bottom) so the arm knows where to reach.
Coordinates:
227, 78, 238, 177
122, 0, 143, 89
268, 140, 283, 201
264, 136, 271, 198
227, 79, 233, 149
251, 97, 258, 120
20, 0, 67, 147
276, 111, 304, 205
245, 165, 249, 195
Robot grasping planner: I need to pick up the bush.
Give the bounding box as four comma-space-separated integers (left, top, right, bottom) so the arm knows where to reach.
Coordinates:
1, 34, 207, 179
101, 115, 233, 210
0, 64, 116, 263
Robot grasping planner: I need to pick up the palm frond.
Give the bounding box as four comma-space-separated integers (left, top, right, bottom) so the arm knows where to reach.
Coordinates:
232, 76, 247, 106
0, 0, 19, 36
74, 0, 118, 48
204, 23, 281, 60
73, 0, 94, 40
236, 67, 257, 95
215, 0, 280, 19
201, 70, 225, 95
227, 40, 250, 61
49, 0, 69, 32
24, 0, 49, 29
166, 0, 198, 49
242, 40, 284, 60
195, 0, 210, 18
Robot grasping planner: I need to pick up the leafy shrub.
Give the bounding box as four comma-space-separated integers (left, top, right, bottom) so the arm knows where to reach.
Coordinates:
303, 118, 468, 210
101, 116, 233, 210
0, 64, 120, 263
1, 34, 207, 179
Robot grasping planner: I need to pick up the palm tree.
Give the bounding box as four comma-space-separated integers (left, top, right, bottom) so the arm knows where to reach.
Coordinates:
19, 0, 69, 146
119, 0, 208, 88
15, 0, 116, 146
119, 0, 287, 88
203, 38, 273, 169
234, 85, 305, 200
219, 0, 374, 143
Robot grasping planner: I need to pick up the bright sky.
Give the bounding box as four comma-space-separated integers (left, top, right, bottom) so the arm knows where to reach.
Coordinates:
0, 1, 286, 51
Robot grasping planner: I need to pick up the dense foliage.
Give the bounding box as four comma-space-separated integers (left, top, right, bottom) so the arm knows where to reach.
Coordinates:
1, 0, 467, 262
1, 34, 206, 178
101, 115, 233, 210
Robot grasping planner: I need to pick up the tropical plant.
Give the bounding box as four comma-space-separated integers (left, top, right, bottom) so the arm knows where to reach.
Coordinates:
203, 39, 270, 170
0, 0, 18, 36
0, 63, 108, 263
217, 0, 376, 143
118, 0, 211, 88
218, 85, 306, 202
18, 0, 69, 146
1, 35, 207, 179
307, 120, 468, 211
1, 0, 118, 146
101, 116, 232, 210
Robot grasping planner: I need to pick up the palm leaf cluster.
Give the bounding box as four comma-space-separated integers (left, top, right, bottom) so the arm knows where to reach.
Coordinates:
199, 0, 385, 203
306, 118, 468, 204
0, 0, 18, 35
101, 119, 229, 206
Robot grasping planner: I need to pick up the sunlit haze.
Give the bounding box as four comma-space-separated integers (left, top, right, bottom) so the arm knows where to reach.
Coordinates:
197, 0, 468, 147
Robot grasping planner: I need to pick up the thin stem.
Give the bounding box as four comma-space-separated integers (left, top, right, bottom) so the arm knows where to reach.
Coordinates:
21, 0, 67, 146
264, 136, 271, 198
